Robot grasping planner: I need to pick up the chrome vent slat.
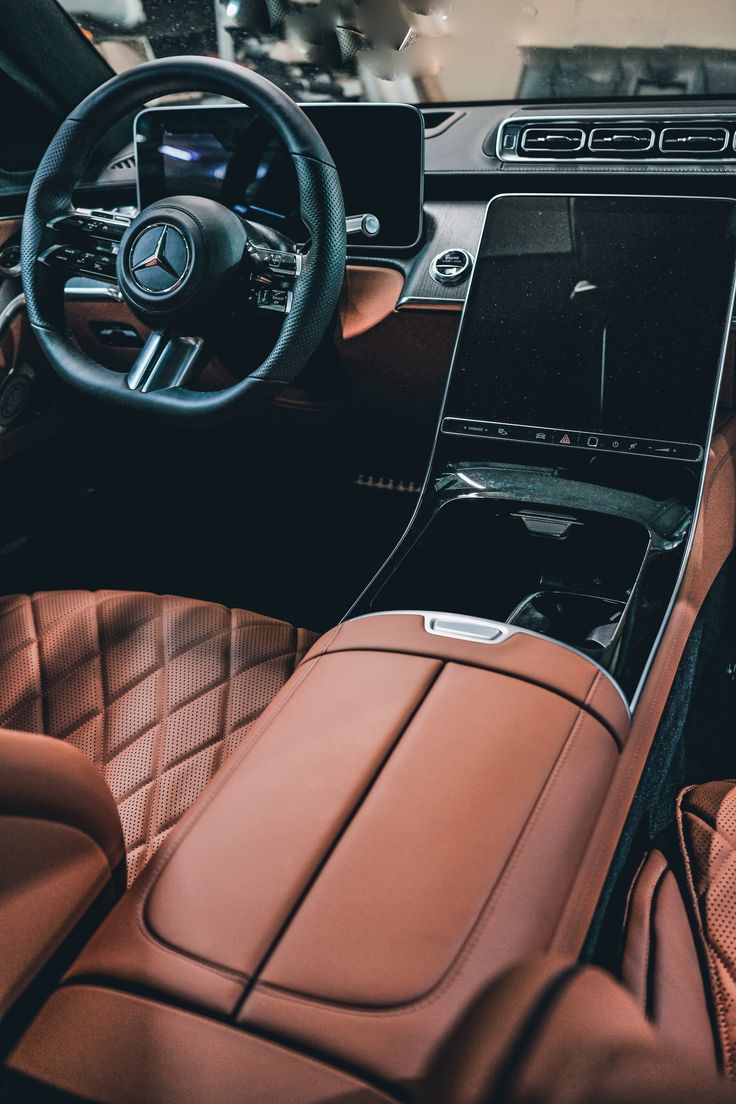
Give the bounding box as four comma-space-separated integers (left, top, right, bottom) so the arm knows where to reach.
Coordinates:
659, 126, 729, 153
589, 126, 655, 152
496, 115, 736, 162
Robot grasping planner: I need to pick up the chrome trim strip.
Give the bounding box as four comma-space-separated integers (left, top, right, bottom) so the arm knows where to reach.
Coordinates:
64, 284, 123, 300
397, 295, 464, 310
349, 608, 631, 716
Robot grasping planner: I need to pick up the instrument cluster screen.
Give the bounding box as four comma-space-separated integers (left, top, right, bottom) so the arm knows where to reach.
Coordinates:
135, 103, 424, 250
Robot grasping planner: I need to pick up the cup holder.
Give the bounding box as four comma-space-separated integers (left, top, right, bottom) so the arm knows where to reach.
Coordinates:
507, 590, 626, 659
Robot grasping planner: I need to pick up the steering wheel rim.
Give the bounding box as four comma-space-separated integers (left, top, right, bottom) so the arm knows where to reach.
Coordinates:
20, 56, 347, 421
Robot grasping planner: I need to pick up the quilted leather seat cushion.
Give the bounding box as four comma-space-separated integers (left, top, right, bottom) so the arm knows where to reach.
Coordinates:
0, 591, 317, 883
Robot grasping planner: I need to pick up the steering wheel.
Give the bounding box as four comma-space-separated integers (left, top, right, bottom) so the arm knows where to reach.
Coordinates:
20, 57, 346, 421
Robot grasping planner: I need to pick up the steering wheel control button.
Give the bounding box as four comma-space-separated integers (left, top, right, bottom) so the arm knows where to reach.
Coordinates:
40, 242, 119, 281
265, 251, 302, 277
430, 248, 473, 286
129, 224, 190, 295
49, 213, 129, 241
256, 287, 293, 313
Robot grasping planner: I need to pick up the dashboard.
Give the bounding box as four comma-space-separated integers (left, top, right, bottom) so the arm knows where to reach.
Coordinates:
134, 103, 424, 251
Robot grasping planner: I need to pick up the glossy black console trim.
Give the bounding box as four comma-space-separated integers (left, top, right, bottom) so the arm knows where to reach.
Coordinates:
346, 192, 736, 710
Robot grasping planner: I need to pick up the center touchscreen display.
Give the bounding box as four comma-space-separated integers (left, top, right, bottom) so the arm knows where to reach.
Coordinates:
442, 195, 736, 461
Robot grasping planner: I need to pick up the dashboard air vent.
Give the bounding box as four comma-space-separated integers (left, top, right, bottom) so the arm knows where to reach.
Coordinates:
420, 107, 465, 138
520, 126, 584, 153
659, 126, 728, 153
588, 127, 654, 152
106, 154, 135, 173
494, 115, 736, 162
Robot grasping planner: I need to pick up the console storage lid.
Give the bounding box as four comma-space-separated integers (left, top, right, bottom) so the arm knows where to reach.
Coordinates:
31, 613, 628, 1092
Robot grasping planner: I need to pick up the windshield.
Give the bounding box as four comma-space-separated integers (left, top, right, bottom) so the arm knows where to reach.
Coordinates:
56, 0, 736, 105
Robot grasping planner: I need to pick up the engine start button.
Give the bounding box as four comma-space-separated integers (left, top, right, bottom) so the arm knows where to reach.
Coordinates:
430, 248, 473, 286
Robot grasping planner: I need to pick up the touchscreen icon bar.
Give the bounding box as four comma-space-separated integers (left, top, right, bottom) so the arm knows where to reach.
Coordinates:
440, 418, 703, 462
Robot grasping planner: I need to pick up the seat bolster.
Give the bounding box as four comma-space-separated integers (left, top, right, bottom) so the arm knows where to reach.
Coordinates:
677, 780, 736, 1078
0, 728, 125, 1023
495, 960, 734, 1104
621, 846, 717, 1070
0, 728, 123, 870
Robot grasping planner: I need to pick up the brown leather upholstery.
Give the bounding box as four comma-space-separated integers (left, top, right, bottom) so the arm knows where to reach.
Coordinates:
436, 958, 736, 1104
0, 728, 124, 1023
676, 780, 736, 1077
8, 614, 629, 1098
620, 781, 736, 1080
621, 847, 717, 1070
11, 958, 736, 1104
0, 591, 317, 882
6, 986, 397, 1104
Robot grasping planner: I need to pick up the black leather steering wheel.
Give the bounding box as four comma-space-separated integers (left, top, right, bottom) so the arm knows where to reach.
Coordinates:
20, 57, 347, 421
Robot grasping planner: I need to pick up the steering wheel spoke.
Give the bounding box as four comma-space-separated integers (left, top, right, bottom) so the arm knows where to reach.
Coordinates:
40, 209, 130, 284
127, 332, 206, 393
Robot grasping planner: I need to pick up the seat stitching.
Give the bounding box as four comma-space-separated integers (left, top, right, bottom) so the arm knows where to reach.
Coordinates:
27, 594, 46, 735
139, 598, 168, 872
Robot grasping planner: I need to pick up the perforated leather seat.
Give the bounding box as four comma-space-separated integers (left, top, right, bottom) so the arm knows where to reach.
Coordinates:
621, 779, 736, 1077
0, 591, 317, 882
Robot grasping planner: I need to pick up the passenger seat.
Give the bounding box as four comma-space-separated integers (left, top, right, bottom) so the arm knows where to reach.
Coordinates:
621, 780, 736, 1078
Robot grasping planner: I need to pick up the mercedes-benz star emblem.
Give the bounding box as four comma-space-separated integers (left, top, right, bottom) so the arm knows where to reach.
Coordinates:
129, 224, 190, 295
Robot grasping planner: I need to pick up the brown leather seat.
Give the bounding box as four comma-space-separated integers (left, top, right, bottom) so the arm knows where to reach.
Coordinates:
621, 779, 736, 1078
0, 728, 124, 1028
0, 590, 317, 882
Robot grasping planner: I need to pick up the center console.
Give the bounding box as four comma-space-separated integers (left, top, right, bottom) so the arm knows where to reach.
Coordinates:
351, 194, 736, 703
6, 614, 628, 1099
